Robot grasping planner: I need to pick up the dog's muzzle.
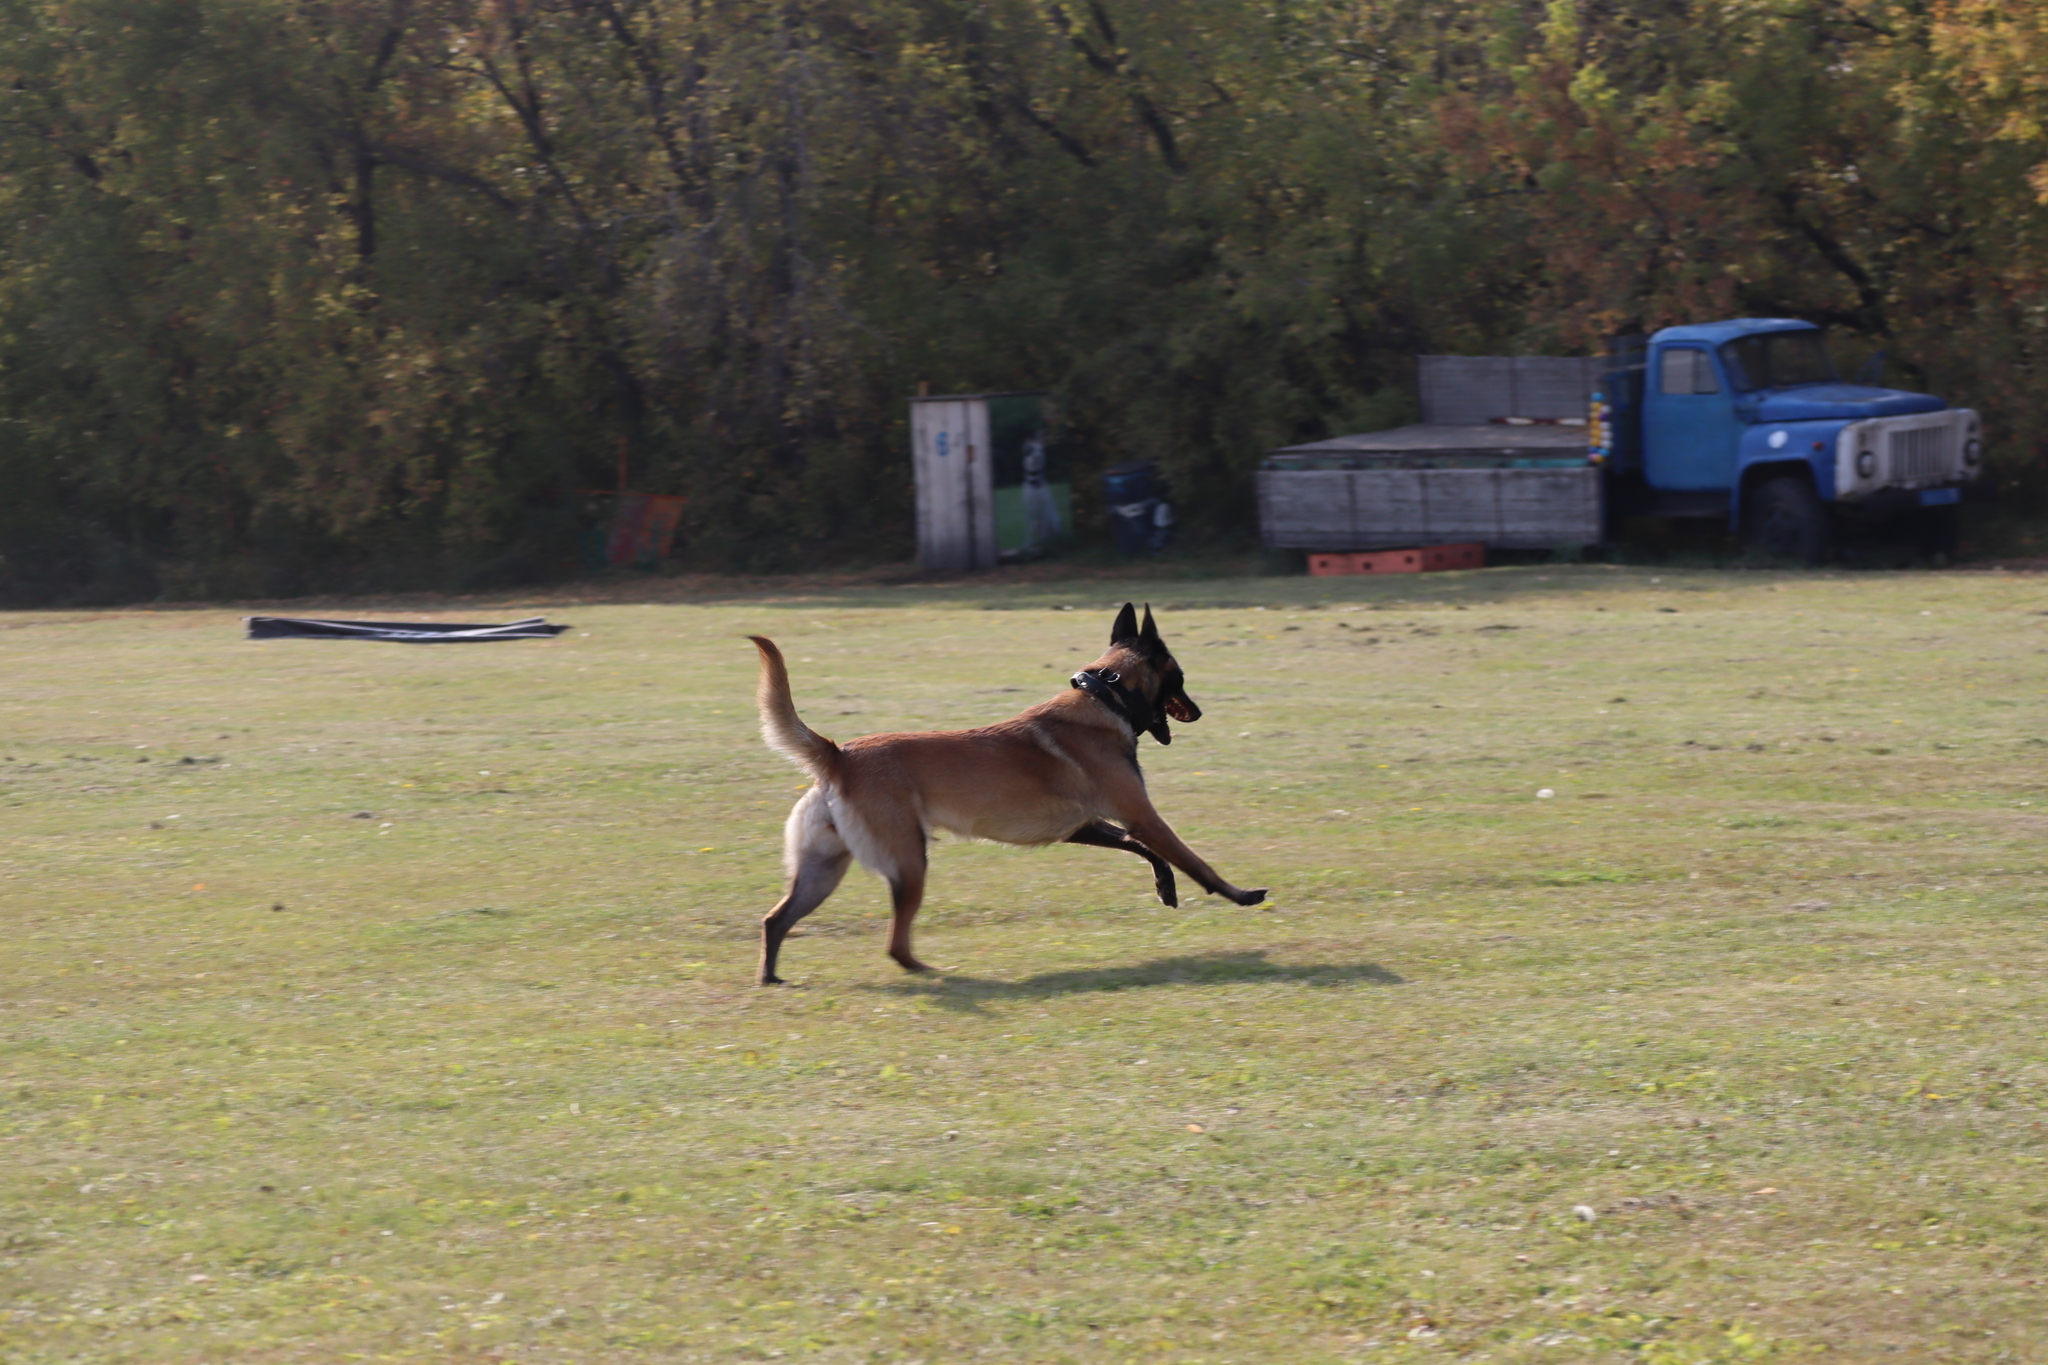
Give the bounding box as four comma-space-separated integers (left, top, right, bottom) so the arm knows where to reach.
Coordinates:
1152, 672, 1198, 743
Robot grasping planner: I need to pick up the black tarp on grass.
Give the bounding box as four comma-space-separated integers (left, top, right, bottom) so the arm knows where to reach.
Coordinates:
245, 616, 570, 642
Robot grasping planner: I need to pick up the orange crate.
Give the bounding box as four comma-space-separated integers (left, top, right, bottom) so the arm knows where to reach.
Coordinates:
1421, 542, 1485, 572
1309, 547, 1454, 576
1355, 549, 1423, 574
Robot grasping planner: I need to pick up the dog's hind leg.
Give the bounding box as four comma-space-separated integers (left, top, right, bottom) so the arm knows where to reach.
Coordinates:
760, 846, 850, 985
760, 790, 852, 986
1064, 819, 1179, 907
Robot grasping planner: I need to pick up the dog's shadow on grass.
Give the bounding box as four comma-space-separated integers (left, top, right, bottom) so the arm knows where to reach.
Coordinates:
865, 950, 1403, 1013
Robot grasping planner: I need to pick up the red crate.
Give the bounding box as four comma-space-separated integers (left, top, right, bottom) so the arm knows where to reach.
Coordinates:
1309, 549, 1430, 576
1310, 546, 1476, 576
1421, 542, 1485, 572
1358, 549, 1422, 574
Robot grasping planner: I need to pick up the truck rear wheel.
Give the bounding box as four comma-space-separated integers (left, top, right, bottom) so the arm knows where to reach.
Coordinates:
1746, 476, 1831, 565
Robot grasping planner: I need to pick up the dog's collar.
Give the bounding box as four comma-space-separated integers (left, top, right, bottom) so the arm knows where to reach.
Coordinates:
1071, 667, 1155, 740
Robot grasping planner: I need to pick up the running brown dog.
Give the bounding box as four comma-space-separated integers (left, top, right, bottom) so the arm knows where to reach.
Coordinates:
746, 603, 1267, 985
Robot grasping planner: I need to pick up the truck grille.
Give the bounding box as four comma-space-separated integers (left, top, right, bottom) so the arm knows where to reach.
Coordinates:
1888, 425, 1952, 482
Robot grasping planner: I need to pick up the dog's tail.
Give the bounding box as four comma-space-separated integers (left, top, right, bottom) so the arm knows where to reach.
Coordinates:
748, 636, 841, 780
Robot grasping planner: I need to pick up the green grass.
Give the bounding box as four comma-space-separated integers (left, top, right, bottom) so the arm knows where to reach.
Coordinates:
3, 563, 2046, 1363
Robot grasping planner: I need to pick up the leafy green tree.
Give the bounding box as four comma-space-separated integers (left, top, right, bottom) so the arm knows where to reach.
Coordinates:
1, 0, 2044, 602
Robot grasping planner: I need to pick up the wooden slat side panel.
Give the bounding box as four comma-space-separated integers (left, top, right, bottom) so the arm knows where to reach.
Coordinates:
1256, 471, 1355, 548
1418, 470, 1503, 542
1420, 356, 1516, 425
1419, 355, 1603, 424
1257, 468, 1603, 549
1350, 469, 1425, 541
1255, 470, 1303, 550
1496, 469, 1603, 546
1510, 357, 1603, 420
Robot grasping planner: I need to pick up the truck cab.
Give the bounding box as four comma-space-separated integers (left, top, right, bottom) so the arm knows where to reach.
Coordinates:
1595, 318, 1981, 560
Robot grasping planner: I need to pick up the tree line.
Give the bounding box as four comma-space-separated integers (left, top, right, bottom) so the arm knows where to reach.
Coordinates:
1, 0, 2042, 601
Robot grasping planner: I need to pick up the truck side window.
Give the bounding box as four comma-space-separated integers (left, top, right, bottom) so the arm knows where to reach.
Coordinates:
1658, 347, 1718, 395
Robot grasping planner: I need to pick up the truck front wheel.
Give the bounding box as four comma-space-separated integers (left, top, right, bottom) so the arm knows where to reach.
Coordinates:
1914, 504, 1960, 560
1746, 476, 1831, 565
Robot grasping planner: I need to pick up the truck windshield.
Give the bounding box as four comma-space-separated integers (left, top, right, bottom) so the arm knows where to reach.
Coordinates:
1719, 331, 1836, 391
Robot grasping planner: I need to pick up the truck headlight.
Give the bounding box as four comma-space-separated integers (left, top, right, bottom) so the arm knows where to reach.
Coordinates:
1963, 439, 1982, 468
1855, 449, 1877, 479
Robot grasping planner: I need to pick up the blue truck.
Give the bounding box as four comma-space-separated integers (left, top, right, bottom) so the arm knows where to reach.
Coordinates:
1257, 317, 1981, 563
1592, 317, 1981, 560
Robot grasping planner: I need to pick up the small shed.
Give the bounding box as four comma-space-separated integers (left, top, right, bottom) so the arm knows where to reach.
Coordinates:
911, 392, 1064, 571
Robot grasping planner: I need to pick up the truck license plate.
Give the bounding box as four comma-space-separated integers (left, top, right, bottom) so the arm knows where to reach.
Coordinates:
1918, 487, 1960, 507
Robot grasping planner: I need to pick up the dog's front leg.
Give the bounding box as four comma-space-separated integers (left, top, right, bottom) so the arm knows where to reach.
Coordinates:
1105, 789, 1267, 907
1065, 820, 1179, 907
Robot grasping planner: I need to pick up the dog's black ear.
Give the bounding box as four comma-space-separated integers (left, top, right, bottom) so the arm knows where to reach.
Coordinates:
1140, 604, 1160, 641
1110, 602, 1138, 645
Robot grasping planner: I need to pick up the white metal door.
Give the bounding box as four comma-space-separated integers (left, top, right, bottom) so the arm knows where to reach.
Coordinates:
911, 397, 996, 571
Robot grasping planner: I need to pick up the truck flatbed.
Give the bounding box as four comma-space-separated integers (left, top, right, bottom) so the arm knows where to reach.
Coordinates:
1266, 423, 1588, 469
1256, 356, 1607, 552
1259, 426, 1600, 551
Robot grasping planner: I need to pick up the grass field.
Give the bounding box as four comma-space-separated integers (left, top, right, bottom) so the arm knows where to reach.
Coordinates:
4, 564, 2047, 1364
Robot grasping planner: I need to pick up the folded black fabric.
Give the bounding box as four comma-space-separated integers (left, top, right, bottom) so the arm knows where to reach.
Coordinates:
245, 615, 570, 642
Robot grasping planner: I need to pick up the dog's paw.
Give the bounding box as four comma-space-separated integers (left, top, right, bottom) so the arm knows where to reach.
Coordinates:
1232, 888, 1269, 907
